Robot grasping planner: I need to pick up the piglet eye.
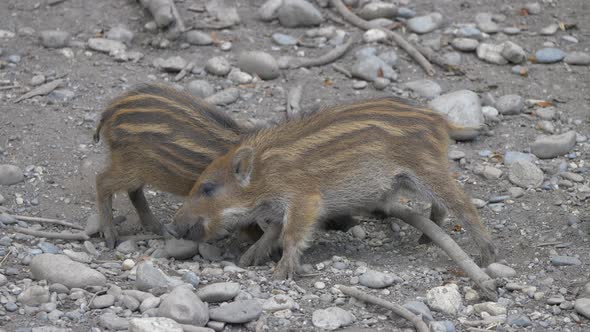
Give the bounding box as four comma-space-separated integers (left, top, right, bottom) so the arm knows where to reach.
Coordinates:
199, 182, 216, 197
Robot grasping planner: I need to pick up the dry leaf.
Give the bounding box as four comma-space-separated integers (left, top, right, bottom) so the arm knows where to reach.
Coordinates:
559, 22, 566, 31
453, 224, 463, 232
211, 31, 219, 45
448, 268, 467, 278
323, 78, 333, 87
535, 100, 554, 108
520, 67, 528, 77
377, 67, 384, 78
519, 8, 529, 16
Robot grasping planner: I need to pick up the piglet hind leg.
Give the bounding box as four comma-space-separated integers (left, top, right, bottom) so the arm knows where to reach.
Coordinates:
96, 168, 121, 249
239, 222, 283, 267
273, 194, 322, 280
128, 187, 166, 236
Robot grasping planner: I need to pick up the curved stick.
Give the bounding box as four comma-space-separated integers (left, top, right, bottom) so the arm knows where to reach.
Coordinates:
289, 36, 356, 69
13, 215, 84, 230
330, 0, 435, 76
337, 285, 429, 332
12, 227, 90, 241
386, 203, 497, 300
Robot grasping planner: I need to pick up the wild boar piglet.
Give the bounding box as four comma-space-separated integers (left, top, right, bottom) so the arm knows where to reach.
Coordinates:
166, 98, 497, 279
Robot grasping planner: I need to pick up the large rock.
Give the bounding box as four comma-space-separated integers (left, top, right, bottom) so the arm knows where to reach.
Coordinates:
129, 317, 183, 332
30, 254, 106, 289
575, 298, 590, 319
312, 307, 355, 330
157, 286, 209, 326
426, 284, 462, 315
196, 282, 240, 303
508, 160, 544, 188
237, 51, 280, 80
530, 131, 577, 159
429, 90, 484, 127
0, 164, 24, 185
277, 0, 323, 28
208, 299, 262, 323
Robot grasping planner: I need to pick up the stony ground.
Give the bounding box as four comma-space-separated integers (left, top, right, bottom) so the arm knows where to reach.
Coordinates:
0, 0, 589, 331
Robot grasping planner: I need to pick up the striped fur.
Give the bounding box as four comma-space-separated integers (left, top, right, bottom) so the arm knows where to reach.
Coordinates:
169, 97, 497, 279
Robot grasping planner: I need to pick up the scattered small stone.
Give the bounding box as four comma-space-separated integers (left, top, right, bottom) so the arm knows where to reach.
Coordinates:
377, 50, 398, 67
129, 317, 183, 332
17, 286, 50, 306
456, 26, 483, 40
209, 299, 263, 323
495, 94, 524, 115
31, 254, 106, 288
359, 270, 399, 288
185, 31, 213, 46
272, 33, 297, 46
477, 43, 508, 65
38, 242, 60, 254
535, 48, 565, 64
565, 52, 590, 66
429, 321, 455, 332
486, 263, 516, 278
197, 282, 240, 303
136, 261, 170, 292
63, 249, 92, 264
198, 243, 222, 261
429, 90, 484, 128
474, 302, 507, 316
237, 51, 280, 80
277, 0, 323, 28
106, 26, 134, 45
475, 13, 499, 33
99, 312, 129, 330
31, 74, 46, 86
88, 38, 126, 54
352, 81, 367, 89
140, 296, 161, 313
155, 56, 187, 73
506, 313, 532, 327
363, 29, 387, 43
403, 301, 433, 322
547, 295, 565, 305
358, 2, 398, 20
187, 80, 215, 99
350, 225, 366, 239
531, 131, 577, 159
474, 165, 502, 180
451, 38, 479, 52
574, 298, 590, 319
183, 271, 200, 288
116, 239, 138, 254
312, 307, 355, 330
158, 285, 209, 326
91, 294, 115, 309
0, 164, 24, 185
40, 30, 70, 48
205, 88, 240, 106
205, 56, 231, 76
501, 41, 526, 64
122, 259, 135, 271
351, 55, 397, 82
373, 78, 390, 90
508, 160, 544, 188
426, 284, 462, 315
122, 295, 140, 311
550, 256, 582, 266
406, 12, 443, 34
404, 80, 441, 99
503, 27, 521, 35
524, 2, 542, 15
165, 239, 199, 260
540, 24, 559, 36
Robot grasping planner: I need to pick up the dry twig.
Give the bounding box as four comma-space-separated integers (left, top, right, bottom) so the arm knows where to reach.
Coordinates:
330, 0, 435, 76
14, 79, 64, 103
12, 227, 89, 241
13, 215, 84, 230
174, 61, 195, 81
337, 285, 429, 332
289, 36, 356, 69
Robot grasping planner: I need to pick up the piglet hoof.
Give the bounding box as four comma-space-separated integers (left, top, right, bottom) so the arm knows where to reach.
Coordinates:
102, 228, 119, 250
272, 259, 295, 280
238, 250, 256, 267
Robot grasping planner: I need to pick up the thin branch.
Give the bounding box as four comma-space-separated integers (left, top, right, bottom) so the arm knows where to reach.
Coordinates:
330, 0, 435, 76
332, 64, 352, 78
12, 227, 89, 241
337, 285, 429, 332
289, 36, 356, 69
170, 0, 186, 32
386, 203, 497, 300
174, 61, 195, 81
13, 215, 84, 230
286, 83, 303, 120
118, 234, 165, 242
0, 249, 12, 267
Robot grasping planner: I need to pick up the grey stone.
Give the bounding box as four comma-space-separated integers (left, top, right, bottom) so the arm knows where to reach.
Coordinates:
272, 33, 297, 46
506, 314, 532, 327
63, 249, 92, 264
504, 151, 536, 165
358, 2, 397, 20
31, 254, 106, 288
91, 294, 115, 309
187, 80, 214, 99
377, 50, 398, 67
475, 13, 499, 33
429, 321, 455, 332
0, 164, 24, 185
482, 106, 499, 122
363, 29, 387, 43
88, 38, 126, 54
501, 41, 526, 64
155, 56, 187, 73
258, 0, 283, 22
205, 88, 239, 106
359, 270, 400, 289
495, 94, 524, 115
17, 286, 50, 305
84, 214, 100, 236
540, 24, 559, 35
429, 90, 484, 127
185, 31, 213, 46
129, 317, 183, 332
209, 299, 262, 323
277, 0, 323, 28
40, 30, 70, 48
312, 307, 355, 330
565, 52, 590, 65
536, 107, 556, 120
165, 239, 199, 260
524, 2, 542, 14
116, 239, 138, 254
38, 242, 60, 254
473, 302, 507, 316
237, 51, 280, 80
403, 301, 433, 321
531, 131, 577, 159
355, 47, 377, 59
535, 48, 565, 63
140, 296, 161, 313
442, 52, 461, 66
122, 295, 140, 311
0, 273, 7, 286
350, 225, 366, 239
574, 298, 590, 319
351, 55, 397, 82
477, 43, 508, 65
503, 27, 521, 35
508, 160, 543, 188
197, 282, 240, 303
98, 312, 129, 330
547, 295, 565, 305
456, 26, 482, 40
451, 38, 479, 52
426, 284, 462, 315
106, 26, 134, 45
373, 78, 390, 90
136, 262, 169, 292
397, 7, 416, 18
550, 256, 582, 266
486, 263, 516, 278
406, 12, 443, 34
158, 285, 209, 326
183, 271, 200, 288
198, 243, 222, 261
404, 80, 441, 99
228, 69, 253, 84
205, 56, 231, 76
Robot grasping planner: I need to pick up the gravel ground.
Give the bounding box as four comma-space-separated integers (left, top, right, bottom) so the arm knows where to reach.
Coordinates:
0, 0, 589, 331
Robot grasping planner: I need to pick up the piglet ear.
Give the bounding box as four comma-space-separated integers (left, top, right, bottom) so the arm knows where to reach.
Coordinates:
231, 147, 254, 187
